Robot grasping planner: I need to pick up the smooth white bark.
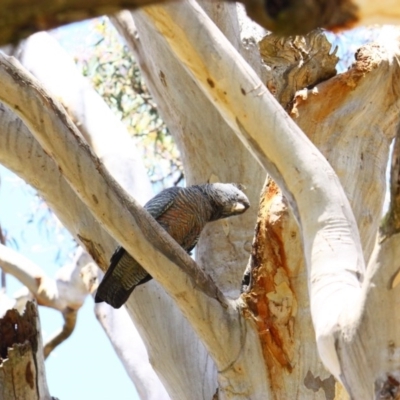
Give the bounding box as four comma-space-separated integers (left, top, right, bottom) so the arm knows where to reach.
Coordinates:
363, 234, 400, 395
114, 9, 272, 397
0, 101, 171, 396
7, 34, 176, 397
0, 103, 118, 263
136, 0, 364, 383
1, 3, 399, 397
0, 244, 87, 311
17, 32, 153, 205
0, 54, 270, 399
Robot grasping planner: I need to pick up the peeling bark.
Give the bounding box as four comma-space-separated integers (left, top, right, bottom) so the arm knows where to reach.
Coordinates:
243, 28, 400, 399
259, 29, 338, 110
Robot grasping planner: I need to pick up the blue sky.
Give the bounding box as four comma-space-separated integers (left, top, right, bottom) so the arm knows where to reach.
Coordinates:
0, 19, 140, 400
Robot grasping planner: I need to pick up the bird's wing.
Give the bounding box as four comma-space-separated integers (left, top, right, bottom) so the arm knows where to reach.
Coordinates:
144, 186, 181, 219
95, 188, 181, 308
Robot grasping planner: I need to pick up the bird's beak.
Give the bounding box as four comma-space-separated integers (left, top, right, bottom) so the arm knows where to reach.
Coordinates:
232, 202, 250, 214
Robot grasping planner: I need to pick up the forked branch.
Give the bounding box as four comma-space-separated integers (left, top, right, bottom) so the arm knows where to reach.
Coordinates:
138, 0, 365, 384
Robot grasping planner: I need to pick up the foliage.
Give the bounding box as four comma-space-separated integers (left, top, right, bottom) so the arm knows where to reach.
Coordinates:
78, 18, 183, 188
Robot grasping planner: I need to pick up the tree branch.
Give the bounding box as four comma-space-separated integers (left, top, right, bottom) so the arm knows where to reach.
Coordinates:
0, 103, 170, 398
94, 301, 171, 399
0, 103, 117, 268
0, 54, 227, 306
1, 0, 398, 46
112, 10, 270, 396
43, 308, 77, 359
0, 53, 252, 376
0, 244, 92, 357
0, 244, 90, 311
17, 32, 154, 205
137, 0, 365, 383
0, 244, 48, 300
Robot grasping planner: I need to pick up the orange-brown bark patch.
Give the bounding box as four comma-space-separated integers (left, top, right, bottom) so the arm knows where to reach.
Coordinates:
243, 180, 297, 388
291, 41, 385, 125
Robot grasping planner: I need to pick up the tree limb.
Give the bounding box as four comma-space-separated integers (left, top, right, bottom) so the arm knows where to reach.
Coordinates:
137, 0, 365, 384
0, 54, 227, 306
16, 34, 177, 397
113, 9, 269, 396
0, 244, 90, 357
0, 244, 89, 311
1, 0, 398, 46
0, 103, 117, 269
0, 244, 48, 301
94, 301, 171, 399
43, 308, 77, 359
17, 32, 154, 205
0, 54, 253, 377
0, 101, 169, 390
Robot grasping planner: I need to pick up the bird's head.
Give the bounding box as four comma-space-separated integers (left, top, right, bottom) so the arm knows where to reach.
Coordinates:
205, 183, 250, 220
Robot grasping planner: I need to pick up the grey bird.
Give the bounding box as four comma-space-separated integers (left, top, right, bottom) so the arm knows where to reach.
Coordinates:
95, 183, 250, 308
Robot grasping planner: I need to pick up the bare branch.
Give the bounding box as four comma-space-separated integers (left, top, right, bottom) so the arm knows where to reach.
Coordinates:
43, 308, 77, 359
136, 0, 365, 383
113, 12, 271, 395
0, 53, 254, 380
0, 221, 109, 362
0, 243, 93, 357
0, 243, 91, 311
0, 102, 182, 395
0, 54, 227, 307
112, 8, 265, 296
0, 244, 53, 303
0, 103, 117, 269
94, 302, 171, 399
14, 36, 173, 395
17, 32, 153, 205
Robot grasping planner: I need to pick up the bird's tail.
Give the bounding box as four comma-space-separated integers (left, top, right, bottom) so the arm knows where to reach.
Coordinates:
95, 247, 152, 308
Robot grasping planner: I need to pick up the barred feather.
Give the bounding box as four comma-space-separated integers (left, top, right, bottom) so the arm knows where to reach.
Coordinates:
95, 183, 249, 308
